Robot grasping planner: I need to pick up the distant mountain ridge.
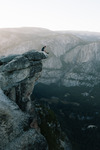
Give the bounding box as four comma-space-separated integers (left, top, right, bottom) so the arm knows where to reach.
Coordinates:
0, 27, 100, 87
56, 30, 100, 41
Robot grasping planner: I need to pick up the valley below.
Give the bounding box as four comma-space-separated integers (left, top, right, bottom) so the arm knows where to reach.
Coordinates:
33, 83, 100, 150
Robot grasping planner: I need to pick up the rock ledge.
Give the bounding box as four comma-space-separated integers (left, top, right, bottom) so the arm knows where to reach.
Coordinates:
0, 50, 48, 150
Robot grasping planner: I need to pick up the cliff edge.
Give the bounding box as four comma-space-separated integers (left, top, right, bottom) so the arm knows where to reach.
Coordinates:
0, 50, 48, 150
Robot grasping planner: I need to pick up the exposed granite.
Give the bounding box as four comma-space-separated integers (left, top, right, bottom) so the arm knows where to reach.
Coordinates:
0, 50, 48, 150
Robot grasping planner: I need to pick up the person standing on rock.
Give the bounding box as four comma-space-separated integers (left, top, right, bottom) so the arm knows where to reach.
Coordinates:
41, 46, 49, 54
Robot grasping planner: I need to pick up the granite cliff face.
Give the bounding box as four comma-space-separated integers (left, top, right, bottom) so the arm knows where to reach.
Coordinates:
40, 41, 100, 87
0, 50, 48, 150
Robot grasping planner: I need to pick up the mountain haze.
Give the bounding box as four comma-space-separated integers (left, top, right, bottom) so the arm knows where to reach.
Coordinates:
0, 27, 100, 88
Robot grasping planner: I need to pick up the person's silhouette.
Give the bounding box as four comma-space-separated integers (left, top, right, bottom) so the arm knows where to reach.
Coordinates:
41, 46, 49, 54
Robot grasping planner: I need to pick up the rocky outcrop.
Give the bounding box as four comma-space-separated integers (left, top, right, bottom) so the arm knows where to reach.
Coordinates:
0, 50, 48, 150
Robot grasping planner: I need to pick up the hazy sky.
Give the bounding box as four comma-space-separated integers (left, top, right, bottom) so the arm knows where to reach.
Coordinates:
0, 0, 100, 32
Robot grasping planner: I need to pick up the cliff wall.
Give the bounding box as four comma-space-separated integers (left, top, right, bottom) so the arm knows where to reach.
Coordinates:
0, 50, 48, 150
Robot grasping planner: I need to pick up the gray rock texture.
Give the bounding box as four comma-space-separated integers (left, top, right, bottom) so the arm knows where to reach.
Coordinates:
39, 42, 100, 87
0, 50, 48, 150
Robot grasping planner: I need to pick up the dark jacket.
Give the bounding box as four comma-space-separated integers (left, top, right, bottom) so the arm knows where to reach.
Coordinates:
41, 46, 46, 51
